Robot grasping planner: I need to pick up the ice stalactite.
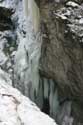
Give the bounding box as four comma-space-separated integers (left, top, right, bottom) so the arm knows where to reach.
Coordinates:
35, 77, 59, 118
49, 80, 59, 118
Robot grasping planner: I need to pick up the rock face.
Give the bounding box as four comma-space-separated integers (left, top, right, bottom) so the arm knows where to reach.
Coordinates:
0, 6, 14, 31
39, 0, 83, 124
1, 0, 83, 124
0, 68, 56, 125
0, 0, 26, 77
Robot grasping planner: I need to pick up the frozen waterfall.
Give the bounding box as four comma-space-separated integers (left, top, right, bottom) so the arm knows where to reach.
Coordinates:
14, 0, 59, 121
14, 0, 42, 102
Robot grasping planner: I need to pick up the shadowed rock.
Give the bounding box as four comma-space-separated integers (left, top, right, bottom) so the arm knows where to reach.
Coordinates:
0, 6, 15, 31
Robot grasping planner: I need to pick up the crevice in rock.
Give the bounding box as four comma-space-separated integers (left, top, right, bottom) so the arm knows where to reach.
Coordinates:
42, 98, 50, 115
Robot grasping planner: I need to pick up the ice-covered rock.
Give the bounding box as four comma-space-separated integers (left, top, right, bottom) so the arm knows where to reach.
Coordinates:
0, 0, 26, 79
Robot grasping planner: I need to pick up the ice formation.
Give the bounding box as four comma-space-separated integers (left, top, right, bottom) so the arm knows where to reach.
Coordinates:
14, 0, 59, 121
14, 0, 41, 99
0, 0, 74, 124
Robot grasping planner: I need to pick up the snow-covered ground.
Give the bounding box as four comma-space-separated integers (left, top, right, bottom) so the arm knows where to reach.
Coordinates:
0, 68, 57, 125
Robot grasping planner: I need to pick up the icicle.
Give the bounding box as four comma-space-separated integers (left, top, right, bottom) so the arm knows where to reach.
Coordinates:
44, 78, 49, 99
35, 78, 44, 109
49, 80, 59, 118
49, 80, 55, 116
52, 89, 59, 118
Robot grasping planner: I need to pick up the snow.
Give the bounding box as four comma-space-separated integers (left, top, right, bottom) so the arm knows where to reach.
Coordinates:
79, 18, 83, 24
66, 1, 79, 8
56, 14, 67, 20
0, 68, 12, 85
0, 68, 57, 125
55, 1, 83, 41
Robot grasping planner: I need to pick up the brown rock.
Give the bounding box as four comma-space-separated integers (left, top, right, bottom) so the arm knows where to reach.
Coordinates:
39, 0, 83, 124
